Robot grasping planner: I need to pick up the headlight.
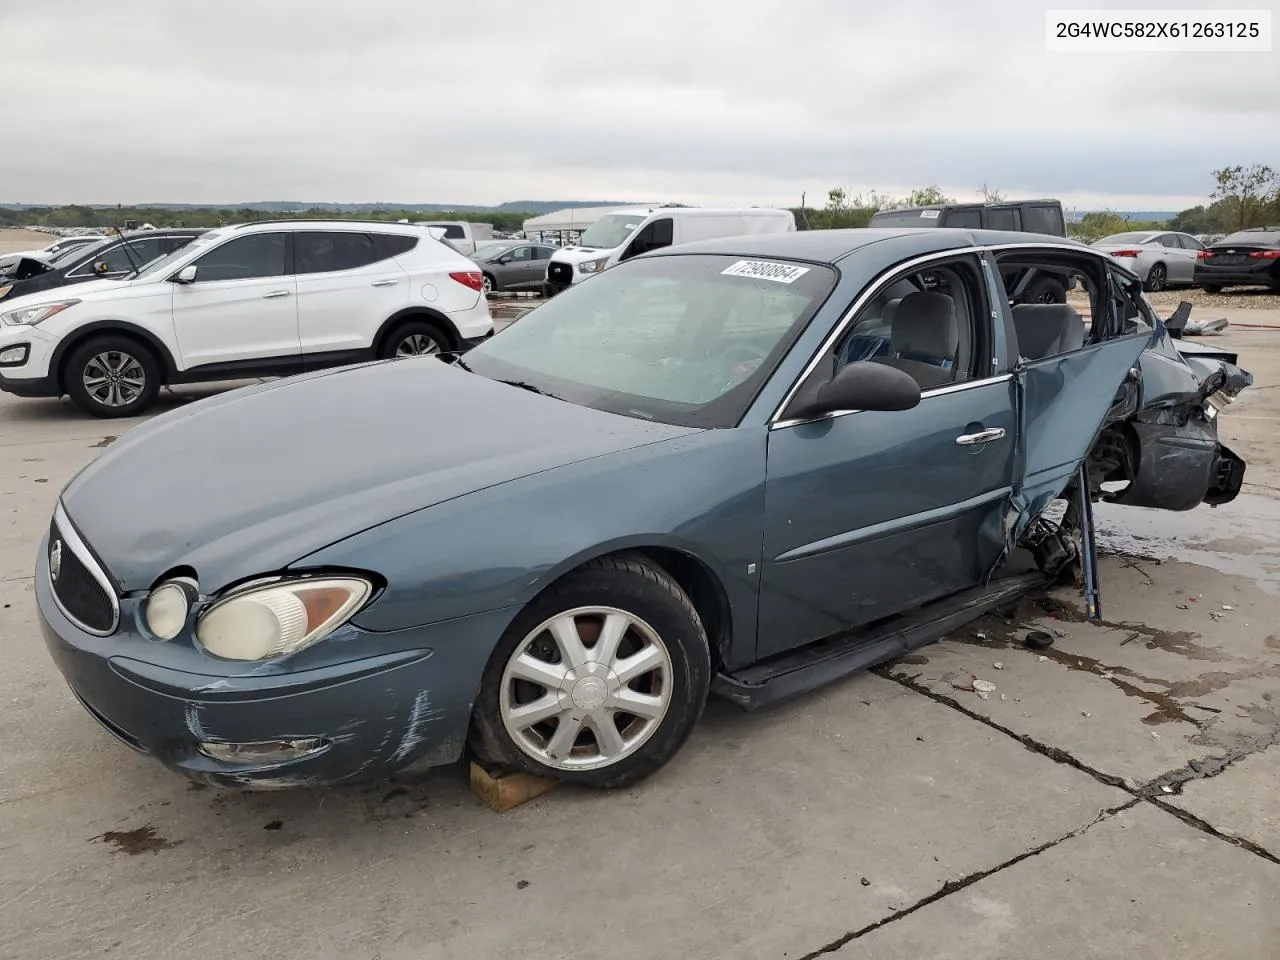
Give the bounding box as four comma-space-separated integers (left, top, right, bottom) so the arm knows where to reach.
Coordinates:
0, 285, 12, 300
195, 576, 372, 661
1, 299, 80, 326
578, 257, 609, 274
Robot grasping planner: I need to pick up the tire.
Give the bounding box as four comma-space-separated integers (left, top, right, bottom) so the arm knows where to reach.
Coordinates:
482, 273, 496, 296
470, 554, 712, 789
1144, 263, 1167, 292
1200, 284, 1223, 294
378, 319, 451, 359
64, 335, 161, 418
1020, 276, 1067, 305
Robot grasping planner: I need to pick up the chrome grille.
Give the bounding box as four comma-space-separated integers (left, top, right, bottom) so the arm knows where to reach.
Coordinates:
49, 505, 119, 635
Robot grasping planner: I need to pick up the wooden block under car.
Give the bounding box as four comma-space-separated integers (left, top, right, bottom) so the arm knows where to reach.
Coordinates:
468, 761, 558, 812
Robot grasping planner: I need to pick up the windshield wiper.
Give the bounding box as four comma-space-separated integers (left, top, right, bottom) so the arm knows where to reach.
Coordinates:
448, 353, 474, 372
497, 378, 560, 400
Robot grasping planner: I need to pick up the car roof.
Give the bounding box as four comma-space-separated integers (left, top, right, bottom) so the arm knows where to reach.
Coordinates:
230, 219, 433, 233
650, 227, 1089, 265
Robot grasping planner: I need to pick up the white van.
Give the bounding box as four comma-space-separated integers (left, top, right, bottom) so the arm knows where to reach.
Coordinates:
543, 206, 796, 295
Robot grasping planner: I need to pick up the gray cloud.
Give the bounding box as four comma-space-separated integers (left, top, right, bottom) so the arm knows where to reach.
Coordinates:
2, 0, 1276, 209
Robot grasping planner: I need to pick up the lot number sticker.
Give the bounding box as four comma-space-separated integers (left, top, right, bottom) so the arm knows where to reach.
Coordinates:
721, 260, 810, 284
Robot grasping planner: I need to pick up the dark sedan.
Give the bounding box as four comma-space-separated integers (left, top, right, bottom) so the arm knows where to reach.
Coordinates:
36, 228, 1250, 791
0, 228, 207, 305
1194, 227, 1280, 292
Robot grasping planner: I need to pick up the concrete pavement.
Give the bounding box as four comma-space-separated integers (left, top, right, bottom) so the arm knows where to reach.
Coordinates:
1, 331, 1277, 959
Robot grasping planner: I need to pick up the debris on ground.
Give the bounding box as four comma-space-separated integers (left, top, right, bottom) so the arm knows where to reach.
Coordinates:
1177, 604, 1189, 610
993, 661, 1004, 670
1038, 656, 1049, 662
972, 679, 997, 695
1024, 630, 1054, 650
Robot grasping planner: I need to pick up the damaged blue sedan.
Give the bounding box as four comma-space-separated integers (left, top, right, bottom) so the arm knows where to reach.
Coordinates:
37, 228, 1250, 789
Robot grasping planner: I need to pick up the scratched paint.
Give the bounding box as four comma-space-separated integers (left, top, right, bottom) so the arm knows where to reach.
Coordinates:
390, 690, 445, 764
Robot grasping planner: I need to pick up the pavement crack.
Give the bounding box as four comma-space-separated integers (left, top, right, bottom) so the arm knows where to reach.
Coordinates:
875, 666, 1134, 792
1143, 733, 1280, 798
794, 799, 1140, 959
1148, 798, 1280, 865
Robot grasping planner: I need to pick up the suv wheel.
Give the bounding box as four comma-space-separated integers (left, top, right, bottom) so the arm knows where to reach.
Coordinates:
380, 320, 450, 359
64, 336, 161, 418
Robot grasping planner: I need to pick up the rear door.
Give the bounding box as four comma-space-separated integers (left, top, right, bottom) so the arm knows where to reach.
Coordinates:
758, 253, 1014, 657
294, 230, 410, 356
170, 231, 301, 371
1170, 233, 1203, 282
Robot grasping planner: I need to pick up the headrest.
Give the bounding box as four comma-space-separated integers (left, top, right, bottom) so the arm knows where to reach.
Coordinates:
1011, 304, 1085, 360
891, 291, 959, 360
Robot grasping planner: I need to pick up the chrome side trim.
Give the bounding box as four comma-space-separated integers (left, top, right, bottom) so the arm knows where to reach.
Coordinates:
51, 502, 120, 637
770, 373, 1014, 430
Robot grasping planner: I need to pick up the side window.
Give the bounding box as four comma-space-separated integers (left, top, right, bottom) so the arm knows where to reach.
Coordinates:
1176, 233, 1204, 250
372, 233, 418, 258
435, 225, 466, 240
1155, 234, 1179, 248
946, 209, 983, 229
505, 246, 534, 262
296, 231, 381, 274
1108, 269, 1157, 338
997, 253, 1125, 361
192, 233, 288, 282
989, 207, 1021, 231
831, 258, 985, 390
1023, 205, 1064, 236
530, 246, 552, 260
621, 218, 675, 260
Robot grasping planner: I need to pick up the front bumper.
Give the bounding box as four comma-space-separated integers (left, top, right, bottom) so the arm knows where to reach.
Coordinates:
0, 326, 59, 396
36, 533, 513, 788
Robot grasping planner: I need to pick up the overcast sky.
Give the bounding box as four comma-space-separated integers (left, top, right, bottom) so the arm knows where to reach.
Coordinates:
1, 0, 1275, 211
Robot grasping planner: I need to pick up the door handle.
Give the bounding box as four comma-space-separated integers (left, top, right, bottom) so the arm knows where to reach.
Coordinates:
262, 290, 292, 299
371, 279, 399, 287
956, 427, 1006, 446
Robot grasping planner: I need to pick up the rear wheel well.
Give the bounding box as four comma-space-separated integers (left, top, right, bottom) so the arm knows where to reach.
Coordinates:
374, 309, 460, 354
54, 325, 174, 392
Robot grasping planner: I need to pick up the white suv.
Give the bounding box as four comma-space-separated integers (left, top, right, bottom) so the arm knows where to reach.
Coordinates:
0, 220, 494, 417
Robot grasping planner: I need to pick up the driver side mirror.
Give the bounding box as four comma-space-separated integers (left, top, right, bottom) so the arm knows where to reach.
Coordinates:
93, 261, 110, 275
786, 361, 921, 420
173, 265, 198, 284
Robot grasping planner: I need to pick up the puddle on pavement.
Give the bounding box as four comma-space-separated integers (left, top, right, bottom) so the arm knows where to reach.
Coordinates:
1095, 493, 1280, 595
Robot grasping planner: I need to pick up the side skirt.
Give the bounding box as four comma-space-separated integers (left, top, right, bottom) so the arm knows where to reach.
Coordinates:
712, 572, 1049, 711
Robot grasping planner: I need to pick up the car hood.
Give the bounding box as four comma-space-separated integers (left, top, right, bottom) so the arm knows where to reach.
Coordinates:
0, 275, 133, 309
60, 359, 698, 593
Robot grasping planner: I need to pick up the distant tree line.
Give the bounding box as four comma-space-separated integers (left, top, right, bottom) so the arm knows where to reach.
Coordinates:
0, 205, 531, 232
6, 165, 1277, 240
790, 164, 1280, 241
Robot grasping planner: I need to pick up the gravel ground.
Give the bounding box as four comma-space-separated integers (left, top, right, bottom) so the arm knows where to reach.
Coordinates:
1145, 287, 1280, 311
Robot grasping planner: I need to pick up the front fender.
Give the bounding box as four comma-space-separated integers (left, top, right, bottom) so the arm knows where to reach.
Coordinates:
295, 428, 769, 659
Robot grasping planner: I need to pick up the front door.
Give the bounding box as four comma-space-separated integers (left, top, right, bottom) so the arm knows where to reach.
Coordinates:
757, 254, 1015, 657
170, 231, 301, 372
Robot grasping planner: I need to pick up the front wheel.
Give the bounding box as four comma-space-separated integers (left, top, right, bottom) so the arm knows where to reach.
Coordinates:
64, 336, 161, 418
470, 555, 712, 788
1144, 262, 1167, 292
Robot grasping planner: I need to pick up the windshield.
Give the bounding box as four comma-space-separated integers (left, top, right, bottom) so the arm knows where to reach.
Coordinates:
472, 243, 518, 262
464, 254, 836, 428
1097, 232, 1157, 245
577, 213, 646, 250
49, 240, 103, 264
131, 231, 224, 279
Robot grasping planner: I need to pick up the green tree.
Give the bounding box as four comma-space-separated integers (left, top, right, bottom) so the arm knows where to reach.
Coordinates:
1211, 164, 1280, 231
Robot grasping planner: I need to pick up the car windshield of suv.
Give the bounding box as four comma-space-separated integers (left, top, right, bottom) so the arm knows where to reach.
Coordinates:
463, 254, 836, 428
1097, 232, 1157, 245
577, 214, 646, 250
131, 231, 225, 280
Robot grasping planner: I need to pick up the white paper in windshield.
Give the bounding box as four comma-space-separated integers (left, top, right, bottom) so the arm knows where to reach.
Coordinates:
720, 260, 810, 284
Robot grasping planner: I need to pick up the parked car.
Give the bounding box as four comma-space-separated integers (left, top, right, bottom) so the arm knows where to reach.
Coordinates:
470, 242, 557, 294
1194, 227, 1280, 293
1090, 230, 1205, 291
5, 233, 108, 261
0, 229, 207, 308
0, 221, 494, 416
415, 220, 494, 255
33, 228, 1249, 791
544, 206, 796, 296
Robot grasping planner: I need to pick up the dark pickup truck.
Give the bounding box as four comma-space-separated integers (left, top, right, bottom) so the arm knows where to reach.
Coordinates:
869, 200, 1073, 303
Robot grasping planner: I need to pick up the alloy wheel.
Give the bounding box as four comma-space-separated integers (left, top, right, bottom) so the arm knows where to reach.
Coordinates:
499, 606, 673, 771
395, 334, 441, 357
82, 351, 146, 408
482, 275, 493, 295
